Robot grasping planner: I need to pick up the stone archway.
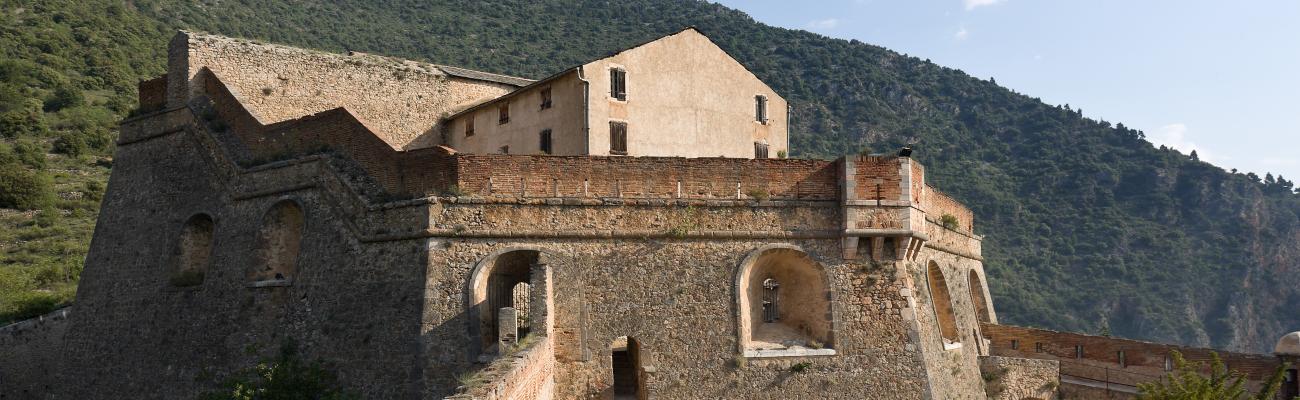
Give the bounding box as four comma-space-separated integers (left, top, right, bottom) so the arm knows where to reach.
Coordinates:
968, 269, 992, 324
467, 248, 553, 356
927, 261, 959, 345
735, 245, 835, 356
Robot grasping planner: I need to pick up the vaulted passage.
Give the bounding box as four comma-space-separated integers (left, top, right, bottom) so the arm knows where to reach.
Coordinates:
968, 270, 991, 323
469, 249, 544, 355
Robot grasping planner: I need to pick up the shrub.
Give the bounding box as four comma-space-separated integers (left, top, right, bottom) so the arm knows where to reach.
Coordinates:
776, 150, 787, 159
0, 167, 54, 210
13, 140, 47, 168
0, 110, 47, 138
83, 180, 105, 202
940, 214, 960, 230
53, 132, 88, 157
745, 188, 769, 201
203, 340, 357, 400
790, 362, 812, 373
1137, 350, 1286, 400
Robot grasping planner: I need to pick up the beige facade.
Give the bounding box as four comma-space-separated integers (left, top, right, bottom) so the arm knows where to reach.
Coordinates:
445, 28, 788, 158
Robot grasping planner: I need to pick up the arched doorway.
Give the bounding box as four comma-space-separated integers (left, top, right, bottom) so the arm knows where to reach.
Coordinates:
468, 249, 545, 356
611, 336, 642, 400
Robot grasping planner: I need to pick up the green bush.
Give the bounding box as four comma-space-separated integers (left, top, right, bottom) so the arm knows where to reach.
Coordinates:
203, 340, 358, 400
0, 167, 54, 210
940, 214, 960, 230
13, 140, 47, 168
0, 110, 47, 138
52, 132, 88, 157
1138, 351, 1287, 400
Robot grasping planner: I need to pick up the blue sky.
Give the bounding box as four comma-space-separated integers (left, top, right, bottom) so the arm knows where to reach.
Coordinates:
713, 0, 1300, 181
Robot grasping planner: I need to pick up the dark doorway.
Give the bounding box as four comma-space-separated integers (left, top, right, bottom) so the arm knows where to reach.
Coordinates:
611, 336, 641, 399
1284, 369, 1298, 400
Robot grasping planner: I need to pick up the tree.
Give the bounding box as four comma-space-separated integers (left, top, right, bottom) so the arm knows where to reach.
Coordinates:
0, 165, 54, 210
1190, 150, 1199, 161
1137, 351, 1287, 400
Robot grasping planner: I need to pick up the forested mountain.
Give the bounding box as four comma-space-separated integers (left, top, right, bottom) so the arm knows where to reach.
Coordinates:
2, 0, 1297, 352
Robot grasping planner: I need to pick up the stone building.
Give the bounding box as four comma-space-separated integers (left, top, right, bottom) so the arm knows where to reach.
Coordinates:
1, 29, 1297, 400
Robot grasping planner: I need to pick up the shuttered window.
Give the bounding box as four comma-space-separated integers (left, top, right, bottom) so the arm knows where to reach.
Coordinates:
540, 87, 552, 110
498, 104, 510, 124
609, 122, 627, 155
755, 95, 768, 123
540, 129, 553, 154
754, 142, 769, 159
465, 118, 475, 137
610, 68, 627, 100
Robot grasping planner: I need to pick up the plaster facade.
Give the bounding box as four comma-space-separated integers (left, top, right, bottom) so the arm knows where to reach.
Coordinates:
444, 28, 788, 158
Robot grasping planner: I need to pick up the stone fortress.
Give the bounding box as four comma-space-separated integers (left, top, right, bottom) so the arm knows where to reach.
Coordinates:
2, 27, 1299, 400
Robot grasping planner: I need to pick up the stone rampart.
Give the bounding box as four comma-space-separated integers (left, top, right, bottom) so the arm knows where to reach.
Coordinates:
983, 323, 1282, 396
979, 355, 1059, 400
0, 307, 71, 399
167, 31, 524, 149
445, 338, 556, 400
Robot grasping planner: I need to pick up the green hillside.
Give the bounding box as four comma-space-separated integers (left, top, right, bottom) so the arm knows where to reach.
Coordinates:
2, 0, 1297, 352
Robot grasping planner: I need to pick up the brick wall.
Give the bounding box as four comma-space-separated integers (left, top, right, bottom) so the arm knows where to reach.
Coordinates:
138, 75, 168, 113
852, 155, 903, 201
925, 189, 975, 232
455, 154, 838, 200
983, 323, 1282, 394
445, 337, 555, 400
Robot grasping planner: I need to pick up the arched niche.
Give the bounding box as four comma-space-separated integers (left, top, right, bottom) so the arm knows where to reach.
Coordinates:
467, 248, 553, 356
171, 213, 214, 287
927, 261, 959, 346
735, 245, 835, 357
248, 200, 304, 285
968, 269, 993, 324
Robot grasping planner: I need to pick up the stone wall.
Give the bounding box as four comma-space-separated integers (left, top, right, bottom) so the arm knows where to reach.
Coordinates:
0, 307, 71, 399
167, 31, 524, 149
979, 355, 1059, 400
446, 338, 556, 400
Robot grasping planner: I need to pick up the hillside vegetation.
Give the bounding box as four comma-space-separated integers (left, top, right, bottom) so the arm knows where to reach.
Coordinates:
1, 0, 1297, 352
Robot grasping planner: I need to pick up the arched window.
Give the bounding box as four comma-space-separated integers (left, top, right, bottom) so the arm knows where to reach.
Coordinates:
248, 200, 303, 285
968, 270, 992, 323
172, 214, 214, 287
927, 261, 959, 345
736, 246, 834, 356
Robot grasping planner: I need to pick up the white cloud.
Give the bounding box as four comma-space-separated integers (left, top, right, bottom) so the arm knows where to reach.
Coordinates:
807, 18, 839, 30
1150, 123, 1226, 163
955, 26, 969, 40
963, 0, 1006, 10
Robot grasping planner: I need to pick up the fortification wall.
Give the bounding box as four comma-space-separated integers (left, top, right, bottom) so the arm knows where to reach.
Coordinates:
983, 323, 1282, 396
167, 31, 521, 149
58, 119, 435, 398
979, 355, 1059, 400
445, 338, 556, 400
0, 307, 71, 399
908, 248, 992, 399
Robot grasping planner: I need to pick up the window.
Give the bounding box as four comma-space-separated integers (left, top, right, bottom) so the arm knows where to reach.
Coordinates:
498, 104, 510, 124
610, 68, 627, 100
465, 117, 475, 137
1075, 345, 1084, 358
539, 129, 553, 155
609, 122, 627, 155
499, 145, 510, 154
754, 142, 769, 159
1035, 342, 1044, 353
540, 87, 552, 109
1010, 339, 1019, 350
755, 95, 768, 123
1118, 350, 1127, 368
761, 278, 780, 323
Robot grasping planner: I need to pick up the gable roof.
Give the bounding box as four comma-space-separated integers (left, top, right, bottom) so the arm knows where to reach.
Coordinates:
435, 64, 534, 87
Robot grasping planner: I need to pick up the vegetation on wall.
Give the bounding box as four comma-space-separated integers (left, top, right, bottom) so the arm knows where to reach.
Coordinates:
1137, 351, 1291, 400
0, 0, 1297, 353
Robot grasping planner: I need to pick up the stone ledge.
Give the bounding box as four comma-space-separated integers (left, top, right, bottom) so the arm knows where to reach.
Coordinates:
743, 348, 837, 358
246, 279, 293, 288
